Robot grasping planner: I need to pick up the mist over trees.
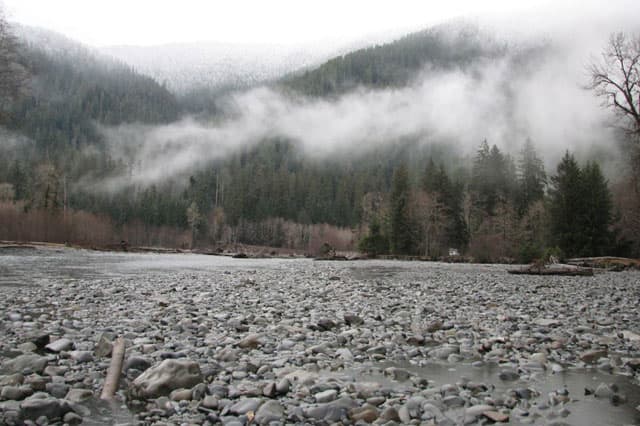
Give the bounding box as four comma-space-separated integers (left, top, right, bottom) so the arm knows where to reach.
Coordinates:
0, 12, 637, 260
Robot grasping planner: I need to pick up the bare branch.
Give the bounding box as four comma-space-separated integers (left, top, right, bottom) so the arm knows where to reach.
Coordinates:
589, 32, 640, 137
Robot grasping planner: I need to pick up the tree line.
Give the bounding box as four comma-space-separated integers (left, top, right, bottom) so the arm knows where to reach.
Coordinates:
359, 140, 619, 261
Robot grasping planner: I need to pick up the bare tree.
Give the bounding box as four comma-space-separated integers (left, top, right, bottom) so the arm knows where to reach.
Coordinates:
589, 33, 640, 137
0, 6, 28, 119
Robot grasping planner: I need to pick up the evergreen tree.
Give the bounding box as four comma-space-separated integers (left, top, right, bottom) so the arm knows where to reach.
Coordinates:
581, 161, 613, 255
549, 152, 585, 257
471, 141, 515, 216
517, 139, 546, 215
358, 219, 389, 256
389, 163, 415, 254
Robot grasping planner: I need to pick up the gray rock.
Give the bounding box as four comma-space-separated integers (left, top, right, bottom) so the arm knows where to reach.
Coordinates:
442, 395, 465, 408
169, 388, 192, 401
580, 350, 608, 364
129, 359, 203, 399
465, 404, 494, 422
69, 351, 93, 363
45, 382, 69, 399
124, 356, 151, 372
594, 383, 614, 398
63, 411, 83, 425
380, 406, 401, 422
336, 348, 354, 361
229, 398, 262, 415
254, 400, 284, 424
19, 397, 67, 421
314, 389, 338, 403
306, 397, 356, 422
237, 333, 262, 349
262, 382, 276, 398
1, 385, 33, 401
429, 344, 459, 360
344, 314, 364, 326
499, 370, 520, 381
94, 333, 113, 358
64, 389, 93, 403
17, 342, 37, 353
0, 374, 24, 386
350, 405, 379, 422
201, 395, 218, 409
317, 319, 337, 331
275, 378, 290, 394
216, 347, 239, 362
2, 354, 49, 375
45, 338, 73, 353
385, 367, 411, 381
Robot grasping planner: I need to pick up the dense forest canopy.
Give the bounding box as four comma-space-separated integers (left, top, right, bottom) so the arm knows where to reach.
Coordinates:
0, 16, 638, 259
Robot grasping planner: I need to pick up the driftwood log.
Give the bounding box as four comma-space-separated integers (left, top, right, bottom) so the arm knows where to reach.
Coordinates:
507, 265, 594, 276
100, 337, 125, 400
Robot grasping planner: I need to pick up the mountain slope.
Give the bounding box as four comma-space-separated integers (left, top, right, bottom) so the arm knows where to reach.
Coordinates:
282, 22, 505, 96
9, 26, 180, 151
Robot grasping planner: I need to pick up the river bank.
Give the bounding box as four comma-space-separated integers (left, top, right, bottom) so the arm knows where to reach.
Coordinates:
1, 248, 639, 425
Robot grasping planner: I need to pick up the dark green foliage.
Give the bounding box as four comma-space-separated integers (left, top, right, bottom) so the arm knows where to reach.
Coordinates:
549, 152, 584, 256
518, 243, 542, 264
358, 220, 389, 257
389, 163, 416, 255
8, 42, 179, 151
549, 152, 613, 257
516, 139, 547, 215
471, 140, 517, 216
283, 24, 504, 97
422, 160, 469, 250
581, 161, 613, 255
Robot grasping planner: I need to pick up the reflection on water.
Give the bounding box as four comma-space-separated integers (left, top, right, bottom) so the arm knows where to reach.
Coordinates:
80, 398, 135, 426
365, 361, 640, 426
0, 246, 303, 287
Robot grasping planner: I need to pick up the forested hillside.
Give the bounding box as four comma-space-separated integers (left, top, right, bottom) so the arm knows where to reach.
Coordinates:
283, 23, 505, 96
0, 18, 638, 260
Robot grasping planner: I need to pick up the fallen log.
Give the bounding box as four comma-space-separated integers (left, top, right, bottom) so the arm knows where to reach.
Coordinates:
100, 337, 125, 400
507, 265, 594, 276
566, 256, 640, 270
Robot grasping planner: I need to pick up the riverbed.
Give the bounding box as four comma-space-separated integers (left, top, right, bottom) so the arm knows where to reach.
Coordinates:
1, 246, 639, 425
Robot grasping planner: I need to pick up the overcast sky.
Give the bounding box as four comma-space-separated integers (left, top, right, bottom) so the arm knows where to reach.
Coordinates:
6, 0, 636, 47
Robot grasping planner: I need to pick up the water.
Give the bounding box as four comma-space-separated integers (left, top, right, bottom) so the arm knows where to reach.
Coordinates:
369, 361, 640, 425
0, 245, 301, 287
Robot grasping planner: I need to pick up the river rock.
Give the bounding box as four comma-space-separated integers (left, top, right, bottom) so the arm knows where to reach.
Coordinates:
580, 349, 607, 364
238, 333, 263, 349
45, 338, 73, 353
94, 333, 113, 358
594, 383, 614, 398
124, 356, 152, 372
1, 385, 33, 401
314, 389, 337, 403
229, 397, 263, 415
344, 314, 363, 326
64, 389, 93, 403
129, 359, 203, 399
19, 396, 68, 421
69, 351, 93, 363
254, 400, 284, 424
499, 370, 520, 381
63, 411, 83, 425
2, 354, 49, 375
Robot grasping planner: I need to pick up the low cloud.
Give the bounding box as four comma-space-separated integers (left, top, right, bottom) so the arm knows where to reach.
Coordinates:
92, 37, 618, 192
